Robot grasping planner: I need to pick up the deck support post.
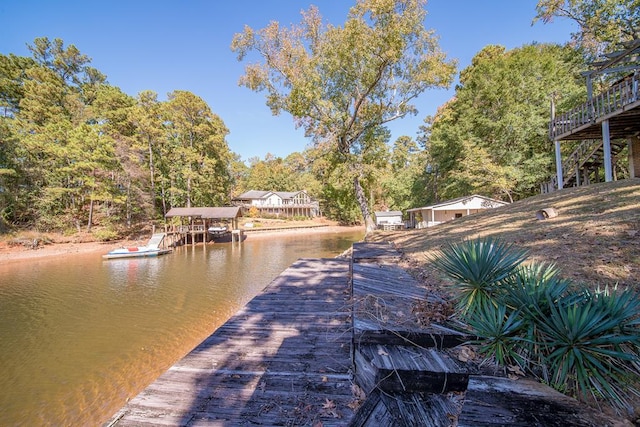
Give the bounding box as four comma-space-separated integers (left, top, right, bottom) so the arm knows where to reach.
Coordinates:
602, 120, 613, 182
630, 136, 640, 178
554, 140, 563, 190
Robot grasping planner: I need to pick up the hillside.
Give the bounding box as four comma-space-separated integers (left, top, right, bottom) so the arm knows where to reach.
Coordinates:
369, 178, 640, 291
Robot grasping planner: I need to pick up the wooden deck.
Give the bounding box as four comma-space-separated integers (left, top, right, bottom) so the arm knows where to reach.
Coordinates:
107, 242, 629, 426
107, 258, 357, 426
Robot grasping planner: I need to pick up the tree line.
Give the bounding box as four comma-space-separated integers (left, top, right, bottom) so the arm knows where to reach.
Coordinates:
1, 0, 636, 236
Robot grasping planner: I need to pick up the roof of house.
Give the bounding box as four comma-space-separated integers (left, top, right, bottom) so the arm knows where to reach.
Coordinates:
233, 190, 307, 200
374, 211, 403, 217
165, 207, 242, 219
406, 195, 509, 212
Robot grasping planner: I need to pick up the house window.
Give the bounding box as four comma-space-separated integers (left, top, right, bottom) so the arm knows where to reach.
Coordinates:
455, 213, 463, 219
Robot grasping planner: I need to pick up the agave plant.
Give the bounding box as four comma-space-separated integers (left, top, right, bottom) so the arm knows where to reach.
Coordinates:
587, 286, 640, 377
536, 295, 640, 412
502, 263, 583, 371
465, 300, 525, 367
430, 237, 528, 317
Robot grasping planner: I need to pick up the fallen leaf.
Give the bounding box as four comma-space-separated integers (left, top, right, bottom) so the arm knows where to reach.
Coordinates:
457, 346, 476, 362
351, 384, 366, 401
507, 364, 525, 376
377, 347, 389, 356
322, 398, 336, 409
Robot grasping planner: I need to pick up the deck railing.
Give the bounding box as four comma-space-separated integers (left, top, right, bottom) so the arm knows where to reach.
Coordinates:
549, 72, 639, 140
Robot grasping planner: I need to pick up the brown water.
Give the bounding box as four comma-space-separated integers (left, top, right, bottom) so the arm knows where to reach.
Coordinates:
0, 230, 363, 426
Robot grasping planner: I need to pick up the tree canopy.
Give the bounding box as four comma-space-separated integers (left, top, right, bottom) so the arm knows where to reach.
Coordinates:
422, 43, 585, 201
231, 0, 456, 232
0, 38, 233, 234
1, 1, 613, 236
535, 0, 639, 58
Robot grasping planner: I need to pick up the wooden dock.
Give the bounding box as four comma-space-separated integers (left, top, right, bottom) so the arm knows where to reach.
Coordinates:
108, 242, 629, 426
107, 258, 358, 426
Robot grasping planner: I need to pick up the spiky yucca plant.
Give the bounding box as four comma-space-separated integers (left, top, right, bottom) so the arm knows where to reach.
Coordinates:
502, 263, 583, 371
430, 237, 528, 317
536, 291, 640, 412
430, 237, 640, 413
465, 301, 524, 366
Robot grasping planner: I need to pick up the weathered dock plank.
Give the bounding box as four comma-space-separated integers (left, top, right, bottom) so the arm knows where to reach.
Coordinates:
352, 259, 468, 350
348, 390, 460, 427
354, 344, 468, 394
108, 258, 357, 426
351, 241, 401, 264
458, 376, 627, 427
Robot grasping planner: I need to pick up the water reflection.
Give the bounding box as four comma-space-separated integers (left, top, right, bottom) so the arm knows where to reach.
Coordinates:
0, 229, 362, 426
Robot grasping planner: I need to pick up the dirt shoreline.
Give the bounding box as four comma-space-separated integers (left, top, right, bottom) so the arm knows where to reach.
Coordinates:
0, 225, 365, 265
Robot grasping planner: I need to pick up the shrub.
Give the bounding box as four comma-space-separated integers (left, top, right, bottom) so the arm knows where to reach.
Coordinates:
93, 227, 120, 242
431, 237, 640, 413
429, 237, 528, 316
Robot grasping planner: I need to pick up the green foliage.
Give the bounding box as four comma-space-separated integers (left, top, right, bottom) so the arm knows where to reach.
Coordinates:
432, 237, 640, 412
423, 43, 585, 201
92, 227, 120, 242
536, 289, 640, 408
1, 38, 234, 231
535, 0, 639, 61
465, 301, 524, 366
232, 0, 456, 231
430, 237, 528, 316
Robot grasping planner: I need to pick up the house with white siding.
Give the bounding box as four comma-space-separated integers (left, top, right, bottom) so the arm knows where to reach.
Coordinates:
407, 195, 509, 228
231, 190, 320, 218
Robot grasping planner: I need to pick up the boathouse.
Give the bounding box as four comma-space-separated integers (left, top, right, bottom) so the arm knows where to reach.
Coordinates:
545, 40, 640, 192
164, 206, 242, 244
406, 195, 509, 229
231, 190, 320, 218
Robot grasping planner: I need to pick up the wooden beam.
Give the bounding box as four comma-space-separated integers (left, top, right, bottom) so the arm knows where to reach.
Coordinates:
555, 140, 564, 190
603, 120, 613, 181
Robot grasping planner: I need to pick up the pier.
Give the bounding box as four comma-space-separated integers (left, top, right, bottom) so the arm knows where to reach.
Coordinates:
108, 243, 627, 426
108, 258, 357, 426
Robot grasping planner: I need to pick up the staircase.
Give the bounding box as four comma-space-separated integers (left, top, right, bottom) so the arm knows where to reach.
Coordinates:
349, 242, 626, 426
541, 138, 627, 193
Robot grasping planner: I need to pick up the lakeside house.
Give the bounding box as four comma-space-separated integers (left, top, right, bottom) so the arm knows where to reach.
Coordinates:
231, 190, 320, 218
407, 195, 509, 229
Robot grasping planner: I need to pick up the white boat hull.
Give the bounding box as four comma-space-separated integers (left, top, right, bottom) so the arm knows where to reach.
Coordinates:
102, 247, 172, 259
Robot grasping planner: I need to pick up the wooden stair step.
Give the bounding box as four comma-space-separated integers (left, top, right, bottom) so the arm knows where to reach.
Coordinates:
457, 376, 624, 426
353, 319, 470, 349
348, 389, 460, 427
355, 344, 469, 394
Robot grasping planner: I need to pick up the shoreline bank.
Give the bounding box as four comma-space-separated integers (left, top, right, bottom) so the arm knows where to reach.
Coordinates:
0, 225, 364, 265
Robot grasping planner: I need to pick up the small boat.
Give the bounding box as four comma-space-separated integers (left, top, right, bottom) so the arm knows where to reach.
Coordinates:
102, 246, 172, 259
207, 225, 228, 235
103, 233, 172, 259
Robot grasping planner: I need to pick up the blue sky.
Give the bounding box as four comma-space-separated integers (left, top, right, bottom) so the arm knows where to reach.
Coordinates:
1, 1, 576, 162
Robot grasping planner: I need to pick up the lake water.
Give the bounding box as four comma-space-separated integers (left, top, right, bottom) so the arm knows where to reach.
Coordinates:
0, 229, 363, 426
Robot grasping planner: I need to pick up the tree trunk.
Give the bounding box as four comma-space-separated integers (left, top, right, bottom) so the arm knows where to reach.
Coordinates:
354, 175, 376, 234
147, 136, 156, 217
87, 197, 93, 232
